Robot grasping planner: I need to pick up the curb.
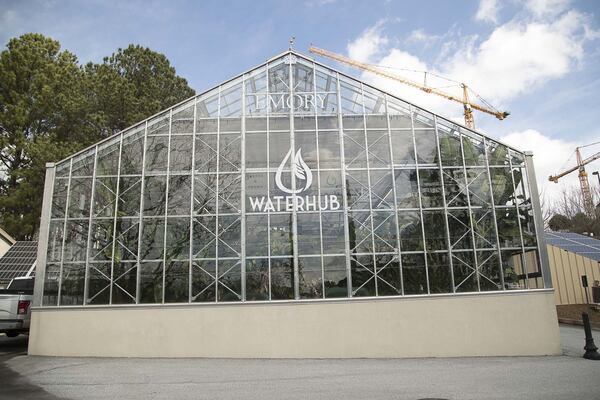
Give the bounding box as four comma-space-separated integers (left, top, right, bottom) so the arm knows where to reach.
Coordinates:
559, 318, 600, 331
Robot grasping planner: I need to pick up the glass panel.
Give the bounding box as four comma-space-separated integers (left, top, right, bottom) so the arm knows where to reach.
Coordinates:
42, 263, 60, 306
87, 262, 110, 305
452, 251, 477, 292
96, 141, 120, 176
497, 207, 521, 248
168, 175, 191, 215
147, 113, 169, 136
169, 135, 193, 172
245, 215, 268, 257
218, 134, 241, 172
351, 255, 375, 297
427, 252, 452, 293
466, 168, 491, 206
144, 136, 169, 174
397, 211, 423, 251
164, 260, 189, 303
60, 263, 85, 305
372, 211, 396, 252
393, 169, 418, 208
490, 167, 515, 206
165, 217, 190, 260
448, 210, 472, 250
414, 129, 437, 164
143, 176, 166, 216
323, 256, 347, 298
218, 260, 241, 301
270, 257, 294, 300
317, 132, 340, 168
63, 220, 88, 262
297, 213, 320, 255
443, 168, 468, 207
68, 178, 93, 218
217, 215, 241, 258
376, 254, 401, 296
89, 219, 113, 261
114, 217, 138, 261
121, 129, 144, 175
270, 214, 293, 256
139, 261, 163, 303
93, 177, 117, 218
112, 261, 137, 304
118, 177, 142, 216
195, 134, 218, 173
47, 221, 64, 262
501, 250, 525, 290
419, 169, 443, 208
348, 212, 372, 254
367, 130, 390, 167
140, 218, 164, 260
391, 130, 415, 165
478, 250, 502, 291
321, 212, 345, 254
246, 258, 269, 301
194, 174, 217, 214
51, 178, 69, 218
171, 104, 194, 134
402, 253, 427, 295
299, 256, 322, 299
423, 211, 448, 251
192, 259, 216, 302
343, 131, 367, 168
246, 132, 267, 169
192, 216, 216, 258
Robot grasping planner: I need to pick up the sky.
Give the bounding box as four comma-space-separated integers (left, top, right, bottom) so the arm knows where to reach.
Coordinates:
1, 0, 599, 208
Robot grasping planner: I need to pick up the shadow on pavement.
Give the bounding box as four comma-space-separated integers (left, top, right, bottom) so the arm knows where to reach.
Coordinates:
0, 334, 66, 400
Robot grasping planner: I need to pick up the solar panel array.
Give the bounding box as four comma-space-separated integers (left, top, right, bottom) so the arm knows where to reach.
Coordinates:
545, 232, 600, 262
0, 241, 38, 284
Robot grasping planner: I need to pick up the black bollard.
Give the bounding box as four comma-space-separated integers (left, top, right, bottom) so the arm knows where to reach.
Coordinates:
582, 312, 600, 360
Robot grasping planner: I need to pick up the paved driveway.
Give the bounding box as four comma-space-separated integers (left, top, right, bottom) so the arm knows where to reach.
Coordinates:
1, 325, 599, 400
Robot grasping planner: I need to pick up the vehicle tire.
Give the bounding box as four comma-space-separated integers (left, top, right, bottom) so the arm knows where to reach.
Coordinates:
5, 331, 19, 338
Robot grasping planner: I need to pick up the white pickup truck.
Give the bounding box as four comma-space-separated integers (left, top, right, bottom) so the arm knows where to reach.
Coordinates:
0, 277, 34, 337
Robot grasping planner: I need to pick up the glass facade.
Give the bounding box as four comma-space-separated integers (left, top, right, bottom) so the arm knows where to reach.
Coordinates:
41, 52, 546, 306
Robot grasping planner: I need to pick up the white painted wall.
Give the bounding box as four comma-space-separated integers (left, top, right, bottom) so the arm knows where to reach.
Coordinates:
28, 290, 560, 358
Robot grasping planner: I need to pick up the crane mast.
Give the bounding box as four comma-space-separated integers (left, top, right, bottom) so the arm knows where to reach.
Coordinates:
308, 45, 509, 129
549, 145, 600, 218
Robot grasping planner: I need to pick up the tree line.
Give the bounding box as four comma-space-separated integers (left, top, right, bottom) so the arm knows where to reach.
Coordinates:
0, 33, 195, 240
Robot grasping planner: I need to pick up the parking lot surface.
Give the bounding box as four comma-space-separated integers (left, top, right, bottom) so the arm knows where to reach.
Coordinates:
1, 325, 599, 400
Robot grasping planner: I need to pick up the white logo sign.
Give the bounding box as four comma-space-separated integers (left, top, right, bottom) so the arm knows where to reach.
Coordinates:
275, 148, 312, 194
247, 146, 340, 213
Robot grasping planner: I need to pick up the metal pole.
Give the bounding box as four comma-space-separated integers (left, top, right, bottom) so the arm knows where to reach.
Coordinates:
582, 312, 600, 360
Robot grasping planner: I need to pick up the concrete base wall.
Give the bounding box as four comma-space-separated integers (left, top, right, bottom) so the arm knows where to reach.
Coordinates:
28, 290, 561, 358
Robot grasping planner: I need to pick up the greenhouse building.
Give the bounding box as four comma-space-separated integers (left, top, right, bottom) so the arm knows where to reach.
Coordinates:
29, 51, 560, 358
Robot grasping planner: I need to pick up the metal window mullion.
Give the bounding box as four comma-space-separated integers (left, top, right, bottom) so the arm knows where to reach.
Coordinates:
189, 100, 198, 303
313, 61, 325, 298
483, 137, 505, 290
35, 163, 56, 307
459, 131, 481, 291
359, 83, 378, 296
433, 116, 455, 293
240, 74, 247, 301
266, 63, 272, 301
135, 121, 149, 303
335, 73, 353, 298
83, 145, 99, 305
162, 109, 173, 304
214, 86, 222, 302
508, 152, 529, 287
57, 158, 73, 306
289, 58, 300, 300
524, 151, 552, 288
384, 94, 404, 295
107, 136, 124, 304
412, 108, 430, 294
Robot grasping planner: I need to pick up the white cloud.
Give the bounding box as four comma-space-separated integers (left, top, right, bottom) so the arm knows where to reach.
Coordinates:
475, 0, 501, 24
347, 21, 389, 63
345, 5, 598, 120
498, 129, 590, 210
405, 29, 440, 45
525, 0, 571, 18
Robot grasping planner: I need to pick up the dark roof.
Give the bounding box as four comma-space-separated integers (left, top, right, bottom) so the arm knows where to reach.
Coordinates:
545, 232, 600, 262
0, 241, 37, 284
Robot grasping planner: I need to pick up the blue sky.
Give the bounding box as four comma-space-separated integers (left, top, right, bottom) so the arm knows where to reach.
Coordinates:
1, 0, 599, 206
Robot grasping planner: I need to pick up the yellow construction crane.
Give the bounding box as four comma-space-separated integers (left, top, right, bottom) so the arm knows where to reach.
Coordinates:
549, 142, 600, 218
308, 45, 509, 130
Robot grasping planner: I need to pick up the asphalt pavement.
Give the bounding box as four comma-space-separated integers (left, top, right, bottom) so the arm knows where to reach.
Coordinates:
1, 325, 599, 400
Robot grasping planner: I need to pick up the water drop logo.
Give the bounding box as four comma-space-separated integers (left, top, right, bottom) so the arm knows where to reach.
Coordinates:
275, 148, 313, 194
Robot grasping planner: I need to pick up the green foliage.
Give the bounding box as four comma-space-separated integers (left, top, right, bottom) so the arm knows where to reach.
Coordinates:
0, 34, 195, 239
548, 212, 600, 236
